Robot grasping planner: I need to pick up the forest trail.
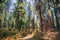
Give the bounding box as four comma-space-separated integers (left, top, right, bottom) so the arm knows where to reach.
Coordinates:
3, 29, 60, 40
4, 29, 36, 40
16, 30, 58, 40
16, 29, 36, 40
42, 30, 58, 40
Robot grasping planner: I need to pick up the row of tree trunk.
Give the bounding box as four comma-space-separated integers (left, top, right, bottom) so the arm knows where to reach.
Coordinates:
36, 0, 60, 32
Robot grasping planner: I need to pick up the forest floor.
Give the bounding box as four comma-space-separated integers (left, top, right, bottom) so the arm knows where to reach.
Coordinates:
0, 29, 60, 40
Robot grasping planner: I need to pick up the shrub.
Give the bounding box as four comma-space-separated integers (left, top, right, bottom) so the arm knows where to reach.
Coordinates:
8, 28, 18, 36
1, 30, 9, 37
0, 28, 18, 38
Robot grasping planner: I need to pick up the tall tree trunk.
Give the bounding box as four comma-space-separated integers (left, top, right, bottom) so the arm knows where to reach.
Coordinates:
39, 9, 43, 32
36, 0, 43, 32
54, 0, 59, 31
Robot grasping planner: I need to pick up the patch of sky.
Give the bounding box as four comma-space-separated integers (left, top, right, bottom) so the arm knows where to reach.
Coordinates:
6, 0, 18, 20
9, 0, 17, 12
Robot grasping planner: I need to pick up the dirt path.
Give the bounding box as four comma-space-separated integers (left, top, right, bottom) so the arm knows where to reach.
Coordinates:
16, 29, 36, 40
42, 30, 58, 40
3, 29, 60, 40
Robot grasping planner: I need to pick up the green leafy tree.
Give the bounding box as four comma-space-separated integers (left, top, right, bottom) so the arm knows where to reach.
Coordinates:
15, 0, 26, 31
0, 0, 8, 28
